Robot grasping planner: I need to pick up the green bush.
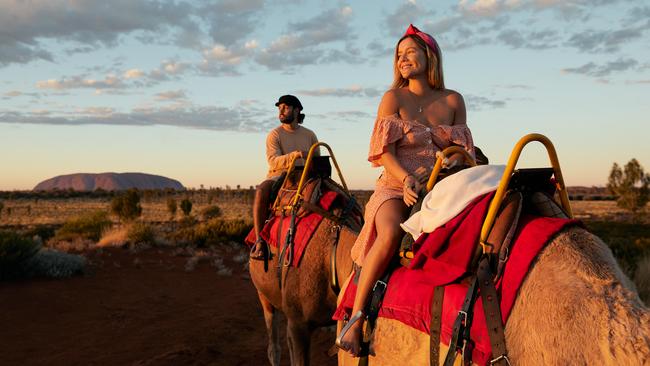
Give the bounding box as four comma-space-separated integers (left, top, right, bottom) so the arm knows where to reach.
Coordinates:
127, 222, 155, 245
173, 219, 252, 247
180, 198, 192, 217
111, 189, 142, 221
23, 249, 86, 279
0, 231, 41, 280
53, 211, 112, 242
201, 205, 222, 220
166, 198, 177, 220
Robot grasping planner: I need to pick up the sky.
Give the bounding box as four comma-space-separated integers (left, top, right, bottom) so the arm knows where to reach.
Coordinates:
0, 0, 648, 191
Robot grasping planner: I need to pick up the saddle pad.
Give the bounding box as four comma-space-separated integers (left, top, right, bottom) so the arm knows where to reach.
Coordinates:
334, 209, 579, 364
245, 190, 339, 267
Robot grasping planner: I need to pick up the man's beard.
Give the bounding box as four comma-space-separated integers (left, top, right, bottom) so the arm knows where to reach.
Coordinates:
280, 114, 295, 124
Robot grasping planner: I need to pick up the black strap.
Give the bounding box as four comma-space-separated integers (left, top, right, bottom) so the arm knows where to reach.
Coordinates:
358, 269, 392, 361
275, 214, 285, 290
477, 256, 509, 365
443, 275, 479, 366
430, 286, 445, 366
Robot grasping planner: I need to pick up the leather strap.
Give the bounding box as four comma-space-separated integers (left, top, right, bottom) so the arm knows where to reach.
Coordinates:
430, 286, 445, 366
477, 255, 508, 365
329, 223, 342, 293
359, 269, 392, 361
443, 275, 479, 366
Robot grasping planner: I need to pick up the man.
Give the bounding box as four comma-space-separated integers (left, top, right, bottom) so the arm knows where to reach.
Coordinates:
250, 94, 319, 260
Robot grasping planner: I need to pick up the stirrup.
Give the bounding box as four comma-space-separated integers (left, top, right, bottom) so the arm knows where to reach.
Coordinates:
335, 310, 365, 356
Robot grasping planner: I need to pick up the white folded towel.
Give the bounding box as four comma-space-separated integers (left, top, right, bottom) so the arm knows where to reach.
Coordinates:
400, 164, 506, 241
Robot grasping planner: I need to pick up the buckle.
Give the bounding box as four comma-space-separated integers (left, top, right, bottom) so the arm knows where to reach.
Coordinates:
458, 310, 468, 326
372, 279, 387, 292
490, 354, 511, 365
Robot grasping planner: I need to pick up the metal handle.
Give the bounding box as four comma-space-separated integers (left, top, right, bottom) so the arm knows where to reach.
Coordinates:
426, 146, 477, 192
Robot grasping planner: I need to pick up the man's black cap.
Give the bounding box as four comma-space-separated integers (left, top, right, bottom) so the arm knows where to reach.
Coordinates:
275, 95, 303, 110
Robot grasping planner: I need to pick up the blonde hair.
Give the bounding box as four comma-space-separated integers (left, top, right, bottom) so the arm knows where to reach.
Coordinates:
391, 35, 445, 90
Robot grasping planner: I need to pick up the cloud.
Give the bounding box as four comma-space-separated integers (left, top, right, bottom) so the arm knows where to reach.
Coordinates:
0, 0, 196, 66
384, 2, 435, 37
562, 58, 639, 77
155, 90, 187, 101
298, 85, 383, 98
202, 0, 265, 46
0, 101, 272, 132
35, 59, 194, 92
465, 95, 506, 110
565, 26, 648, 53
36, 75, 125, 90
255, 6, 360, 70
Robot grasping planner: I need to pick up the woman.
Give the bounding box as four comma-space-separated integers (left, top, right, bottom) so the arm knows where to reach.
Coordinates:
335, 24, 475, 356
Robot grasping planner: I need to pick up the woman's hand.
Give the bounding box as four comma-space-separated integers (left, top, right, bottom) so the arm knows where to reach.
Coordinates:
402, 174, 420, 207
413, 166, 430, 185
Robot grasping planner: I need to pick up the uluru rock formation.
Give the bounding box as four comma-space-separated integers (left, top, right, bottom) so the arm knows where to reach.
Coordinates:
34, 173, 185, 191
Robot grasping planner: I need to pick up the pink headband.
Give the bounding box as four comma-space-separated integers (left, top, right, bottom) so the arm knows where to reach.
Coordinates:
403, 24, 437, 53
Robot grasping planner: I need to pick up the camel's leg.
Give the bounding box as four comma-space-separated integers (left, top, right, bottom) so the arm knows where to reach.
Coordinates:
287, 319, 311, 366
258, 291, 281, 366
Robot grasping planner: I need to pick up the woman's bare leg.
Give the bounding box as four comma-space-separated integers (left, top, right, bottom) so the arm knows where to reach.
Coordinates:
338, 198, 409, 356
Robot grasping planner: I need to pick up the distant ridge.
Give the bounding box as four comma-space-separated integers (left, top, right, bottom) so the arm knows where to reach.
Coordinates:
33, 172, 185, 191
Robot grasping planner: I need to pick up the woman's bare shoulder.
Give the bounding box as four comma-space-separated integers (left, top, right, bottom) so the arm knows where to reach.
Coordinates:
377, 89, 403, 118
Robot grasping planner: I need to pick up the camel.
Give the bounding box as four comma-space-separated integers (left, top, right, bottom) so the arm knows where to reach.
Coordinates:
337, 225, 650, 365
249, 192, 360, 366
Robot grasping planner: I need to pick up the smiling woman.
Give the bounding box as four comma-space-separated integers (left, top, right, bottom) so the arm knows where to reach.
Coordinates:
335, 23, 476, 357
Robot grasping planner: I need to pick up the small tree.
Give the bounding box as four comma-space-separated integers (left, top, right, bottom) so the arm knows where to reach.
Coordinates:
110, 189, 142, 222
180, 198, 193, 217
166, 198, 177, 221
607, 158, 650, 217
0, 201, 4, 217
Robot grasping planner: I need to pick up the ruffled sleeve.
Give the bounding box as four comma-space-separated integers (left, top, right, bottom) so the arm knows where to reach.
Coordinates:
435, 124, 476, 159
367, 115, 406, 167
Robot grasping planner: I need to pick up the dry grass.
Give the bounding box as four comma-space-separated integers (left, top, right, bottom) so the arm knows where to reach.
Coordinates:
0, 196, 252, 227
634, 255, 650, 305
97, 226, 129, 248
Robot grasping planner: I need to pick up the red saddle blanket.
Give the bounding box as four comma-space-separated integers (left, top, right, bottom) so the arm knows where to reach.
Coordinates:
333, 192, 580, 365
245, 190, 338, 267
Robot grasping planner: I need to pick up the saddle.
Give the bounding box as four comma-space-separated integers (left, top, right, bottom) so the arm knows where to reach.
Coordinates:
271, 155, 333, 218
365, 167, 570, 366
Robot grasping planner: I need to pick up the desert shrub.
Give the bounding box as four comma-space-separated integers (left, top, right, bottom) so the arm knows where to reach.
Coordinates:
585, 220, 650, 273
22, 249, 86, 279
53, 210, 112, 242
634, 254, 650, 305
111, 189, 142, 222
201, 205, 222, 220
180, 198, 192, 216
25, 225, 57, 242
127, 222, 155, 245
173, 219, 252, 247
0, 231, 41, 280
607, 159, 650, 218
166, 198, 177, 220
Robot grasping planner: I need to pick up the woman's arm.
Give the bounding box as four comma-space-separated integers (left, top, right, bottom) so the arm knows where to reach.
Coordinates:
376, 90, 420, 206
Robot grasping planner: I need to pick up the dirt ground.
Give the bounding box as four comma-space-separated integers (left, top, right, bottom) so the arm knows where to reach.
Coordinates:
0, 247, 337, 366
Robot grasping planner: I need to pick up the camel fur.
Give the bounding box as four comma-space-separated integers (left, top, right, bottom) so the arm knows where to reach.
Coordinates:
250, 217, 357, 366
338, 226, 650, 365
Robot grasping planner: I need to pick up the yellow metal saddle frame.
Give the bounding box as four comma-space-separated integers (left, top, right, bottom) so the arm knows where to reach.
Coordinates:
402, 133, 574, 264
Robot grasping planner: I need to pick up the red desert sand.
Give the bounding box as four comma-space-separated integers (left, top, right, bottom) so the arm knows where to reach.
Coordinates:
0, 247, 336, 366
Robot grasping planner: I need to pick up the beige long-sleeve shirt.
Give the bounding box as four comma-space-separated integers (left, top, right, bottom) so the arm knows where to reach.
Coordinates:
266, 125, 319, 179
